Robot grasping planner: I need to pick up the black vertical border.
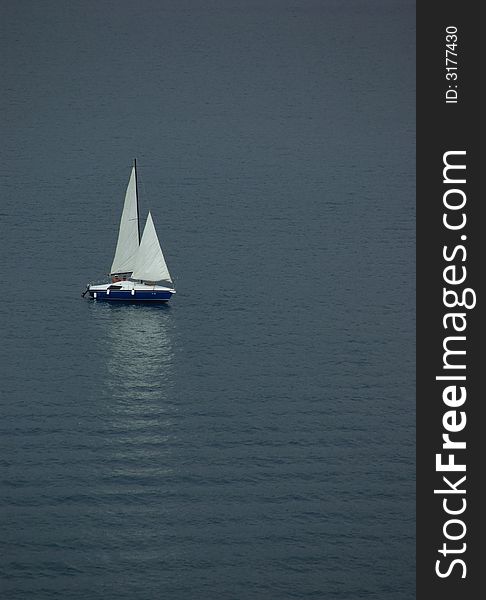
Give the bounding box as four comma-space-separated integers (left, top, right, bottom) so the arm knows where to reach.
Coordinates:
417, 2, 481, 597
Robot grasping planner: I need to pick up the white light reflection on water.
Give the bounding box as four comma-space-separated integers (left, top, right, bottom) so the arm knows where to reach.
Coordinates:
103, 303, 176, 401
88, 301, 178, 484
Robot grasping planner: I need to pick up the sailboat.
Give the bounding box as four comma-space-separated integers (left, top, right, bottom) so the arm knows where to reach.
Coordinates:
83, 159, 176, 302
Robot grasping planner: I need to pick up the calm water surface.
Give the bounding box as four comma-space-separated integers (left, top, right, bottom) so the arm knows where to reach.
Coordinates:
1, 1, 415, 598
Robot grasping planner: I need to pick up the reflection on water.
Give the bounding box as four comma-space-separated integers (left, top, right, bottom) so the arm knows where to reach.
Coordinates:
88, 302, 178, 474
103, 303, 175, 402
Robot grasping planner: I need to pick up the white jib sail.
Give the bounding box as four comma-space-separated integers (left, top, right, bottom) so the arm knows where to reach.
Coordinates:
131, 212, 172, 283
110, 166, 140, 274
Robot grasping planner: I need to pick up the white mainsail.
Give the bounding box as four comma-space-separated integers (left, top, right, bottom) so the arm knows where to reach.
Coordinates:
131, 212, 172, 283
110, 166, 140, 275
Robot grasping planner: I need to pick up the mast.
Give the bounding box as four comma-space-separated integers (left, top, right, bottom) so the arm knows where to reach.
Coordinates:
134, 158, 141, 244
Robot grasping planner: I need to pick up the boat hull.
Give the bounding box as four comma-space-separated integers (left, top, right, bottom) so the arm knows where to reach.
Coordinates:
88, 289, 173, 302
86, 281, 175, 302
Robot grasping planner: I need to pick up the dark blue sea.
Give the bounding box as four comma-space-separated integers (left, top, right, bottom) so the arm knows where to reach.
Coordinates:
0, 1, 415, 598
